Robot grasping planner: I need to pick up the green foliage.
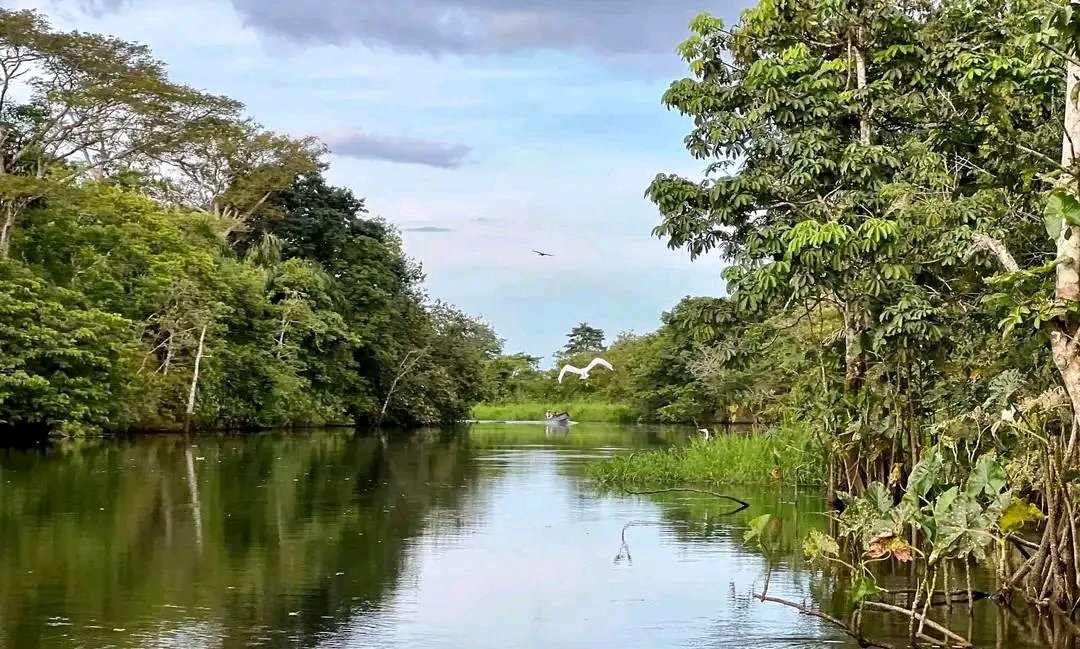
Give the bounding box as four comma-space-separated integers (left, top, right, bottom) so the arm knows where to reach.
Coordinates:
998, 497, 1044, 533
0, 14, 502, 435
744, 514, 772, 544
589, 423, 825, 487
0, 262, 137, 434
803, 529, 840, 560
561, 322, 605, 357
478, 294, 831, 425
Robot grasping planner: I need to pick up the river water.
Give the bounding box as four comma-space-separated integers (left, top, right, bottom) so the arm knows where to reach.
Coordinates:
0, 423, 1044, 648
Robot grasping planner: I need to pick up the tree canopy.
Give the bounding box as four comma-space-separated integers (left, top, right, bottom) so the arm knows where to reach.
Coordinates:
0, 8, 500, 435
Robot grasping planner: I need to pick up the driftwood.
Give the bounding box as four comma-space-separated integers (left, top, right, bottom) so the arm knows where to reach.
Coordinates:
754, 567, 897, 649
622, 487, 750, 513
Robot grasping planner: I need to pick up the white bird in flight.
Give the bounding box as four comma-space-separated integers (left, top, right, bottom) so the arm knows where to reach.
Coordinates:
558, 357, 614, 383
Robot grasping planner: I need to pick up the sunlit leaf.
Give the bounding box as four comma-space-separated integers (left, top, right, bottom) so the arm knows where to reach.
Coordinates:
744, 514, 772, 544
998, 498, 1044, 533
803, 529, 840, 559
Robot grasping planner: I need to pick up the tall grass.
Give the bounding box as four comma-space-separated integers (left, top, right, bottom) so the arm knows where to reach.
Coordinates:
470, 401, 637, 423
589, 422, 825, 486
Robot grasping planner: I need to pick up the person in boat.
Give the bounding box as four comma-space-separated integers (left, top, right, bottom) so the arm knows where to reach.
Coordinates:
546, 410, 570, 420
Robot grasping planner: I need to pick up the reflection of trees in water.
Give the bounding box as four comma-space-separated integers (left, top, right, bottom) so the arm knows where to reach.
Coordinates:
0, 430, 495, 649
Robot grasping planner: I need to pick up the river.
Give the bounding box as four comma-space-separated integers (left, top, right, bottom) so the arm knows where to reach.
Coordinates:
0, 423, 1044, 648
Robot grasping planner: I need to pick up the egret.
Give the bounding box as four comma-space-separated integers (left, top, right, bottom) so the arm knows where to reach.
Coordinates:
557, 357, 613, 383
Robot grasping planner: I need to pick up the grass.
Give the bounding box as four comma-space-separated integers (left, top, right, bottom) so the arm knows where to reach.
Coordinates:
470, 401, 637, 423
589, 422, 826, 487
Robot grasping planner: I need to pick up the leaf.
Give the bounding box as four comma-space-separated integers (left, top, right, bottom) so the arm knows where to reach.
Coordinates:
906, 449, 943, 499
865, 482, 893, 514
998, 498, 1044, 534
929, 489, 994, 564
1046, 210, 1063, 240
864, 533, 916, 562
1045, 190, 1080, 234
803, 529, 840, 559
965, 453, 1007, 498
744, 514, 772, 544
850, 576, 880, 604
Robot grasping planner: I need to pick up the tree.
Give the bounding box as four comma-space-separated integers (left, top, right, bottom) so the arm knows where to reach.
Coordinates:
641, 0, 1068, 501
0, 8, 239, 255
147, 118, 323, 239
0, 262, 137, 434
562, 322, 605, 356
0, 15, 505, 437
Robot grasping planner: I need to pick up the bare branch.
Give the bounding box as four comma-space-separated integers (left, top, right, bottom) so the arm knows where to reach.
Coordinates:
967, 233, 1020, 272
622, 487, 750, 511
863, 601, 973, 647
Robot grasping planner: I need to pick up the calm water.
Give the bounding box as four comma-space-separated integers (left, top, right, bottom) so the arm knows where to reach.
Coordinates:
0, 424, 1042, 648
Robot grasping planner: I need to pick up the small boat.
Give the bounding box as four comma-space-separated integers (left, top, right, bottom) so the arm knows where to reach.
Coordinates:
545, 411, 570, 425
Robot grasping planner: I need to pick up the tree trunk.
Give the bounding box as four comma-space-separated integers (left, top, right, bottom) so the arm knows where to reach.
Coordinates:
1055, 60, 1080, 451
853, 28, 871, 146
1025, 57, 1080, 613
184, 324, 208, 433
0, 201, 17, 259
162, 331, 173, 375
377, 350, 423, 427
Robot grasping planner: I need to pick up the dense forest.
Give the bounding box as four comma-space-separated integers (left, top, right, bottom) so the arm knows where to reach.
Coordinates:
0, 9, 501, 435
627, 0, 1080, 643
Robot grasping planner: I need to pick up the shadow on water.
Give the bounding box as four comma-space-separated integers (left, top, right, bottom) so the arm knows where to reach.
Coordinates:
0, 423, 1058, 648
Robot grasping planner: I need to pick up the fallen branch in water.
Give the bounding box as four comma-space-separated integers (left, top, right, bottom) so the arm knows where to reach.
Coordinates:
622, 487, 750, 512
882, 588, 990, 607
754, 567, 896, 649
863, 600, 973, 647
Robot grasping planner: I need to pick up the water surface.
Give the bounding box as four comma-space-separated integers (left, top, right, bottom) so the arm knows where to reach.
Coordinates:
0, 424, 1042, 648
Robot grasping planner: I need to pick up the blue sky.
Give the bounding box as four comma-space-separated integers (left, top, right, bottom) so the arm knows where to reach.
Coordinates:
26, 0, 752, 365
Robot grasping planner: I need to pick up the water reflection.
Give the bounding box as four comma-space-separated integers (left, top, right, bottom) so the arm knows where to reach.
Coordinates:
0, 424, 1048, 648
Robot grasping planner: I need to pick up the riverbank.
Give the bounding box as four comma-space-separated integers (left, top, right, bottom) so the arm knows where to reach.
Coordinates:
470, 401, 637, 423
589, 423, 825, 486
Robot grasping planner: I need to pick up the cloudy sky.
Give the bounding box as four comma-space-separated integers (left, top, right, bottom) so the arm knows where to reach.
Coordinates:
23, 0, 751, 364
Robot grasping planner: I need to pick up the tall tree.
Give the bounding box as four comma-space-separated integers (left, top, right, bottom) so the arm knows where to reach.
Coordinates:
562, 322, 605, 356
0, 8, 239, 255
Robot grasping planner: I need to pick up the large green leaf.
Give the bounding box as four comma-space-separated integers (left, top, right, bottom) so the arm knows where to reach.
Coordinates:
865, 482, 893, 514
1045, 191, 1080, 240
965, 454, 1007, 499
850, 576, 880, 604
803, 529, 840, 559
906, 449, 944, 499
929, 488, 994, 564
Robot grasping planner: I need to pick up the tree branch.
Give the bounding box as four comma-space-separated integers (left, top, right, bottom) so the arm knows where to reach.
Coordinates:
862, 600, 973, 647
622, 487, 750, 512
967, 233, 1020, 272
757, 594, 896, 649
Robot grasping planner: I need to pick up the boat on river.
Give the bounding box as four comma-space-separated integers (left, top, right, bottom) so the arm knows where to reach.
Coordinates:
461, 411, 575, 426
545, 411, 570, 425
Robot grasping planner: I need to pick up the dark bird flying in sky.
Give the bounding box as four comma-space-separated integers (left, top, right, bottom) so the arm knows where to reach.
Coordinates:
532, 249, 553, 257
